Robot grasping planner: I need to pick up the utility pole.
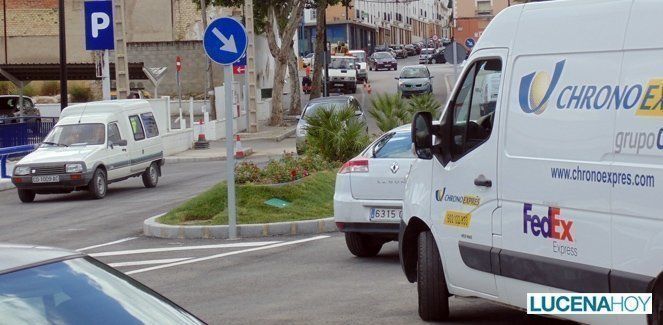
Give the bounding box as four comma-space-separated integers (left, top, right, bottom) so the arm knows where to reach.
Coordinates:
245, 0, 258, 132
113, 0, 130, 99
58, 0, 67, 110
3, 0, 7, 64
200, 0, 216, 119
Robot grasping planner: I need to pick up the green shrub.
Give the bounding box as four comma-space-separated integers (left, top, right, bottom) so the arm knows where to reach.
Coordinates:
40, 81, 60, 96
235, 161, 262, 184
234, 153, 340, 185
69, 84, 93, 102
20, 84, 37, 97
305, 105, 370, 163
0, 82, 17, 95
368, 93, 410, 132
408, 92, 442, 119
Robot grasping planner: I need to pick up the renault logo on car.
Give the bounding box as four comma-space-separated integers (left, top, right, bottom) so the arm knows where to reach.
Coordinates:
390, 162, 399, 174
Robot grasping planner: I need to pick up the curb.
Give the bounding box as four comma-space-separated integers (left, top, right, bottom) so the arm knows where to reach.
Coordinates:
143, 215, 338, 239
0, 180, 14, 192
238, 127, 295, 143
164, 148, 255, 164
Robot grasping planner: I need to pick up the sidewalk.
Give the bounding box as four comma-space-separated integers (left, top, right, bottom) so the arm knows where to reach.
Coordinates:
165, 125, 297, 164
0, 179, 12, 191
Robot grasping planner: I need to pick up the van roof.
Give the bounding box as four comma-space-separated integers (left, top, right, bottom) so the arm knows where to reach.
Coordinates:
475, 0, 653, 55
60, 100, 152, 120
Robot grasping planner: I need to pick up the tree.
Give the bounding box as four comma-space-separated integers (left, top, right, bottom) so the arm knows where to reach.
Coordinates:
287, 42, 302, 115
264, 0, 306, 125
193, 0, 304, 125
308, 0, 351, 99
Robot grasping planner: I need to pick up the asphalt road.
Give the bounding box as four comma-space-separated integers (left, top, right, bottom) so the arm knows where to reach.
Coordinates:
0, 160, 232, 249
80, 233, 570, 325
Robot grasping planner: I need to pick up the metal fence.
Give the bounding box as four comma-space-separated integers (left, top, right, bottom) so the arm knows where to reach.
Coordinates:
0, 117, 58, 148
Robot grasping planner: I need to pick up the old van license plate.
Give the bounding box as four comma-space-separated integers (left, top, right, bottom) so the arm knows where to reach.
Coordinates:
369, 208, 402, 221
32, 175, 59, 183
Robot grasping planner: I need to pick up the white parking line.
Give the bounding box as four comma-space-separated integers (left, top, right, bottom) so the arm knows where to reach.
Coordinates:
126, 235, 330, 275
109, 258, 191, 268
76, 237, 137, 252
90, 241, 281, 257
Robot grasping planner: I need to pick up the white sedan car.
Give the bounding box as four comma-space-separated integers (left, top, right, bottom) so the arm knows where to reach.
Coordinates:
334, 125, 415, 257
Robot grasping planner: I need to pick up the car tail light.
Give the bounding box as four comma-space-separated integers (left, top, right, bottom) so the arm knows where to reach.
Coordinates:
338, 159, 369, 174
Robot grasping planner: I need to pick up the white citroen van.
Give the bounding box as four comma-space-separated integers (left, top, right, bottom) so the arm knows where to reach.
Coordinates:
400, 1, 662, 324
12, 100, 164, 202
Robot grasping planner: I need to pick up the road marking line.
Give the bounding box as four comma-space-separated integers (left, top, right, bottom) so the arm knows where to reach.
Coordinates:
90, 241, 281, 257
76, 237, 137, 252
109, 258, 192, 268
126, 235, 330, 275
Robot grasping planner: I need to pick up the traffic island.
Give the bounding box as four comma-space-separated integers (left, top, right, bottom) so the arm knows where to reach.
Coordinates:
144, 171, 339, 239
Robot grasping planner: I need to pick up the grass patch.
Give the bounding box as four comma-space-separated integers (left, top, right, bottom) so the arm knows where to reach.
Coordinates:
159, 171, 336, 225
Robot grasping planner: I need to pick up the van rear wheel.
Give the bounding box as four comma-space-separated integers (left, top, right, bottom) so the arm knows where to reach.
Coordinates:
345, 232, 383, 257
142, 162, 159, 188
17, 189, 35, 203
417, 230, 450, 321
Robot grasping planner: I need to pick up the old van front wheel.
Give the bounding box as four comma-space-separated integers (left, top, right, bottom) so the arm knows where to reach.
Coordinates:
142, 162, 159, 188
89, 168, 107, 199
417, 230, 450, 321
17, 189, 36, 203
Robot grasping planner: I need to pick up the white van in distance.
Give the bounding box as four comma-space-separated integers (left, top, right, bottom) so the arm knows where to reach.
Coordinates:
12, 100, 164, 202
399, 1, 662, 324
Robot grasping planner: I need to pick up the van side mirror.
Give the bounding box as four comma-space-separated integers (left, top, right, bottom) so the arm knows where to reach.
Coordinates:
412, 112, 434, 160
115, 139, 128, 147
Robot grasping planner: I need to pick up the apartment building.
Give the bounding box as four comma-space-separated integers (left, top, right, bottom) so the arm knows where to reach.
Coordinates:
451, 0, 530, 50
298, 0, 450, 54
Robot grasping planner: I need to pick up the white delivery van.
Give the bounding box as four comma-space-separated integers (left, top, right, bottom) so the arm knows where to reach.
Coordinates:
12, 100, 164, 202
400, 1, 663, 324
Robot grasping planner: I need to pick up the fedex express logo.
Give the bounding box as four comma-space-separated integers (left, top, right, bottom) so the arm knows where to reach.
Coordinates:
519, 60, 662, 116
523, 203, 574, 242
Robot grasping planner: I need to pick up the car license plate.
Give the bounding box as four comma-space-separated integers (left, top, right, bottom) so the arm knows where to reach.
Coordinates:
32, 175, 60, 183
334, 83, 344, 87
369, 208, 402, 221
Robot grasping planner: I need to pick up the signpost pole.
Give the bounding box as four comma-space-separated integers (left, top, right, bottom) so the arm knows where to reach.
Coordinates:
224, 65, 237, 239
102, 49, 111, 100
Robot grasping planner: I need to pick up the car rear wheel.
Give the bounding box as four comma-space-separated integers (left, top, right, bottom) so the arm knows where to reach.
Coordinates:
142, 162, 159, 188
345, 232, 383, 257
17, 189, 35, 203
417, 230, 450, 321
89, 168, 107, 199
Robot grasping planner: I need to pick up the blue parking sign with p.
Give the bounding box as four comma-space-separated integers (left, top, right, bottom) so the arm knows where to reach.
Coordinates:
85, 1, 114, 50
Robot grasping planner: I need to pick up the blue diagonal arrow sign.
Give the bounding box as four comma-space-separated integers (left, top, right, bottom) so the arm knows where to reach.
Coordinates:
203, 17, 247, 65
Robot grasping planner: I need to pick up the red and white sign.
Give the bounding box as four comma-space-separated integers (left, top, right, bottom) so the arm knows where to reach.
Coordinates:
233, 65, 246, 75
432, 35, 439, 41
176, 56, 182, 72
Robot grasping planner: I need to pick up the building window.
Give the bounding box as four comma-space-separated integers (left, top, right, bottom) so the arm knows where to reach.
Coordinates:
311, 9, 316, 19
477, 0, 492, 15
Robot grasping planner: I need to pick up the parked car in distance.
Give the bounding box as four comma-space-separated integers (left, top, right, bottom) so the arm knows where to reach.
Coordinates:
11, 100, 165, 202
390, 45, 407, 59
404, 44, 417, 56
419, 48, 434, 64
296, 95, 367, 155
325, 56, 359, 94
348, 50, 369, 83
302, 53, 314, 67
0, 95, 39, 123
374, 45, 390, 53
368, 52, 397, 71
412, 43, 422, 55
396, 65, 433, 97
334, 125, 415, 257
429, 47, 447, 64
0, 243, 205, 324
